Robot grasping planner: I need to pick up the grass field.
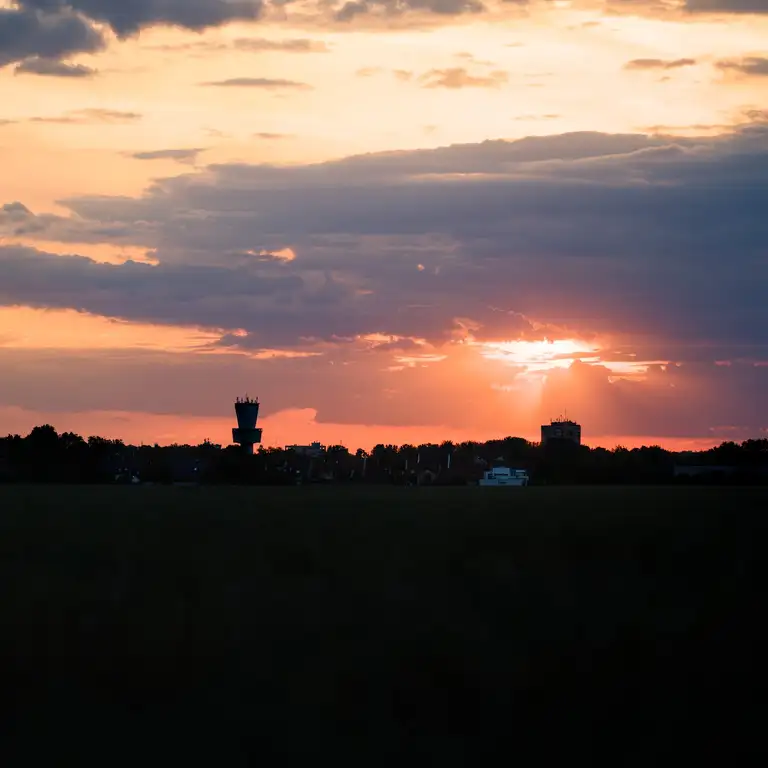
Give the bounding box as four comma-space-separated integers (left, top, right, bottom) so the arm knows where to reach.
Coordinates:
2, 485, 766, 764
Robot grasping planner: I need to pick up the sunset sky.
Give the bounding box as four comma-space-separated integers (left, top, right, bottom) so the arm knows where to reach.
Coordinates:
1, 0, 767, 450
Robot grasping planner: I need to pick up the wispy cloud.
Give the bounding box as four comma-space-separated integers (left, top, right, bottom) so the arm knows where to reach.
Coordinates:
129, 148, 206, 164
513, 113, 560, 121
28, 108, 142, 124
716, 56, 768, 76
202, 78, 313, 90
624, 58, 697, 71
454, 51, 496, 67
233, 38, 330, 54
14, 58, 97, 78
419, 68, 508, 89
147, 38, 330, 55
332, 0, 486, 22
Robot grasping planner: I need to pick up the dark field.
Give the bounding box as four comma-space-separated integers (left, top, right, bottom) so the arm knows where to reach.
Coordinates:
2, 485, 766, 764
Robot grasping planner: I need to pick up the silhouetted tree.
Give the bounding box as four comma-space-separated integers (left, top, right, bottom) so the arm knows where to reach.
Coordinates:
2, 426, 766, 486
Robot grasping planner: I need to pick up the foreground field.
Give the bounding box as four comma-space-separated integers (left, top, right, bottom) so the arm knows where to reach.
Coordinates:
2, 485, 766, 764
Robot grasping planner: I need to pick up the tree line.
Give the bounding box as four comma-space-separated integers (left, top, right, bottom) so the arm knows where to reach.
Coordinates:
2, 425, 767, 485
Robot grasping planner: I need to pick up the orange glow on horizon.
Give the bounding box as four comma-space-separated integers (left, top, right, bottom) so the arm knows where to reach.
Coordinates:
0, 405, 743, 454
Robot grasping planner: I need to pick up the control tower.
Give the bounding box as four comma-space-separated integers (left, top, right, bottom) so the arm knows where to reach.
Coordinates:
233, 396, 262, 454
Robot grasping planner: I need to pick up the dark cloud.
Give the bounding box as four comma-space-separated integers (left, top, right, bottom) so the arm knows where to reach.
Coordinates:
2, 121, 768, 359
539, 358, 768, 440
606, 0, 768, 20
685, 0, 768, 13
129, 148, 206, 164
1, 0, 497, 70
1, 1, 268, 68
716, 57, 768, 76
333, 0, 485, 22
0, 6, 104, 67
1, 201, 33, 220
0, 245, 309, 340
419, 67, 508, 88
3, 120, 768, 438
202, 77, 312, 89
624, 58, 697, 70
16, 1, 264, 37
14, 56, 96, 77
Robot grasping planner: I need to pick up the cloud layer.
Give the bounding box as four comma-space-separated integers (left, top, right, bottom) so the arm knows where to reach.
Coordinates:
14, 56, 95, 76
18, 1, 265, 37
0, 0, 265, 67
716, 56, 768, 76
3, 0, 768, 443
2, 119, 768, 358
4, 0, 767, 72
685, 0, 768, 13
0, 6, 103, 67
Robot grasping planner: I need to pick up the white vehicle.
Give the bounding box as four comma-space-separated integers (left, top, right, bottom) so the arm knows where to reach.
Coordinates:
478, 466, 529, 487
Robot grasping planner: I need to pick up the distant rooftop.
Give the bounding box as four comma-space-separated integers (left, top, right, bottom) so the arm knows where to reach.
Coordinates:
235, 396, 259, 405
549, 414, 579, 426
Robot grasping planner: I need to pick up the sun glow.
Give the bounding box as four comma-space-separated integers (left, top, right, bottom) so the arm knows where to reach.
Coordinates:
478, 338, 599, 374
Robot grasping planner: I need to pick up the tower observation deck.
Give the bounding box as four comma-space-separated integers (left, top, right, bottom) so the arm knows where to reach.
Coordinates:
233, 396, 262, 454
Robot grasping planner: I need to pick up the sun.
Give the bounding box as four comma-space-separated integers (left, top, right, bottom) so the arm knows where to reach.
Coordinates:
476, 338, 599, 375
